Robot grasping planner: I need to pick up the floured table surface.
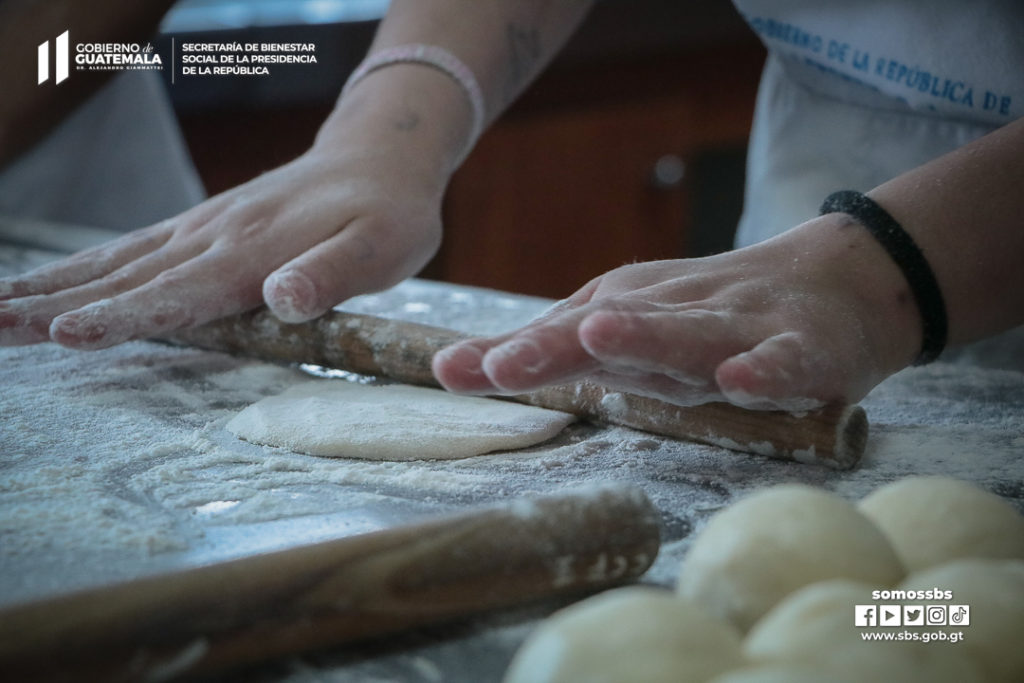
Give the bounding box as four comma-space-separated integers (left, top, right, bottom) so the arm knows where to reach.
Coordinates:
2, 227, 1023, 682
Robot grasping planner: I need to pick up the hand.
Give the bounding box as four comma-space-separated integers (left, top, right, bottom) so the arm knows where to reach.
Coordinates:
0, 146, 444, 349
433, 217, 920, 410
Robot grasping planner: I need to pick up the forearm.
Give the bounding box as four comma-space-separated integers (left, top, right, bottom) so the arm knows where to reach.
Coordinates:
868, 116, 1024, 347
312, 0, 594, 175
369, 0, 594, 121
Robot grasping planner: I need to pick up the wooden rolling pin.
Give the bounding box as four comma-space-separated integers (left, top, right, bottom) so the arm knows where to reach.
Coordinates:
0, 484, 660, 682
166, 308, 868, 469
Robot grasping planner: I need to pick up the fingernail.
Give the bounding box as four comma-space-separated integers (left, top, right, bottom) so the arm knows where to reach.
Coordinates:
51, 312, 108, 347
264, 270, 318, 323
434, 344, 485, 375
49, 300, 134, 349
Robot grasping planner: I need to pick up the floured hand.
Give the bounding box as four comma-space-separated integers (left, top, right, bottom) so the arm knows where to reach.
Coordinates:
434, 217, 921, 410
0, 146, 444, 349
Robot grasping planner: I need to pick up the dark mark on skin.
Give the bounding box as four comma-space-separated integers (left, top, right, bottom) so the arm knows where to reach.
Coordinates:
393, 108, 421, 132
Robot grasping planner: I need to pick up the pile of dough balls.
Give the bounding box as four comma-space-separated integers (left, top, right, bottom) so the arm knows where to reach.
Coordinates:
503, 477, 1024, 683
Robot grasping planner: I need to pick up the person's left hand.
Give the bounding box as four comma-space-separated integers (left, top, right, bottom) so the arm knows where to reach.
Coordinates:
433, 217, 920, 410
0, 141, 446, 349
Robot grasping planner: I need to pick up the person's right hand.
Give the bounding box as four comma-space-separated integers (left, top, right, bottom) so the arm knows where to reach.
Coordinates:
433, 216, 923, 411
0, 144, 445, 349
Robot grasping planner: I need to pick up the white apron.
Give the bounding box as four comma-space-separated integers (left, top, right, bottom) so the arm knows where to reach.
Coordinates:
731, 0, 1024, 368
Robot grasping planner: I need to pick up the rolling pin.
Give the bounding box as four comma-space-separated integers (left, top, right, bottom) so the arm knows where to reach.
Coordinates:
165, 308, 868, 469
0, 484, 660, 682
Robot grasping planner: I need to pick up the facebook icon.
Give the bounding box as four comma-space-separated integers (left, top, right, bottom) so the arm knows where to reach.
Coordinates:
854, 604, 878, 627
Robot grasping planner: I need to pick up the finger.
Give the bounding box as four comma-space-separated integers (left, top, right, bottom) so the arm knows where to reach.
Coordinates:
434, 326, 535, 394
0, 299, 53, 345
49, 247, 264, 349
434, 279, 610, 395
577, 309, 750, 387
525, 277, 603, 324
479, 316, 602, 394
714, 332, 829, 411
0, 237, 212, 346
262, 216, 425, 323
432, 341, 496, 394
436, 319, 598, 396
0, 225, 171, 301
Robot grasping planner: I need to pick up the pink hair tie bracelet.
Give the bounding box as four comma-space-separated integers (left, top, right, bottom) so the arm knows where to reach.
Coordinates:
343, 44, 487, 163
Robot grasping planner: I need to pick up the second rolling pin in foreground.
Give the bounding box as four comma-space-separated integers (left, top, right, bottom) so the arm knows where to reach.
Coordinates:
0, 484, 661, 682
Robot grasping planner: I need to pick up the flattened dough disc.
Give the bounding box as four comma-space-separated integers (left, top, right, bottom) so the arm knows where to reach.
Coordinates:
226, 380, 575, 460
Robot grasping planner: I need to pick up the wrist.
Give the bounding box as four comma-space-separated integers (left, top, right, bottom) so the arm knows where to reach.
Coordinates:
820, 213, 923, 375
774, 216, 923, 381
822, 191, 948, 365
342, 44, 485, 160
312, 61, 476, 182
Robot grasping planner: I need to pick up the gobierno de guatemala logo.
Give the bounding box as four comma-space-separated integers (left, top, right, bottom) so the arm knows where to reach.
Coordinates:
38, 30, 163, 85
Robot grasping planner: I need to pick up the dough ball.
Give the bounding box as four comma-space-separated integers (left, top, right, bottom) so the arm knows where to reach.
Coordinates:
900, 559, 1024, 682
709, 663, 861, 683
717, 658, 978, 683
677, 485, 905, 631
858, 476, 1024, 572
744, 579, 983, 683
226, 380, 574, 460
743, 579, 876, 661
503, 586, 745, 683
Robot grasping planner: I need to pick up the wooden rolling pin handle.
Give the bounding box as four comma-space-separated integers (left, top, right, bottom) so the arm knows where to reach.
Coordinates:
524, 385, 868, 470
0, 484, 660, 682
169, 307, 465, 385
166, 308, 867, 468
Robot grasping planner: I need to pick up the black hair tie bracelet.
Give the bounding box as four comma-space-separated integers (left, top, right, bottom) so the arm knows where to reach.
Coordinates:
820, 190, 948, 365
